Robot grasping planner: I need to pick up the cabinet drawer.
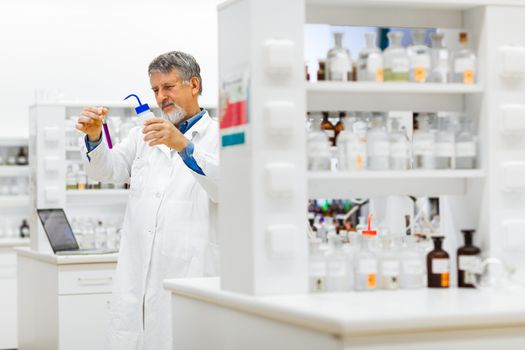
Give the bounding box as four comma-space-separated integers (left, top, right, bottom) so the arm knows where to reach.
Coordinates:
58, 264, 116, 295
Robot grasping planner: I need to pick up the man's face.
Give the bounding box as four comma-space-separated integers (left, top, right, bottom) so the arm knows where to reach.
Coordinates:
150, 69, 195, 124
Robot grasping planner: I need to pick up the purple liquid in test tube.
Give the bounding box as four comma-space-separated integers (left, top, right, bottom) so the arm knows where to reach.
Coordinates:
101, 111, 113, 149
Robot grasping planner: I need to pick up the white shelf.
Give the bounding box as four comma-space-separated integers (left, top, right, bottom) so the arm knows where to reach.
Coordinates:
0, 195, 30, 208
308, 170, 485, 197
307, 82, 482, 112
0, 166, 29, 177
0, 138, 28, 147
66, 189, 129, 204
0, 238, 30, 248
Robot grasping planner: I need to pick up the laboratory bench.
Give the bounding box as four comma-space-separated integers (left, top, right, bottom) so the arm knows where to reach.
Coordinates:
16, 247, 118, 350
165, 277, 525, 350
0, 238, 29, 350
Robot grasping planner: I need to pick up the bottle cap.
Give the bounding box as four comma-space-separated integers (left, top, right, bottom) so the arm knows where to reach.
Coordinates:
124, 94, 150, 115
362, 213, 377, 236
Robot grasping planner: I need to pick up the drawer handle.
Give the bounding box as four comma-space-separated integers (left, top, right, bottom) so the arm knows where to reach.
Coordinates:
77, 277, 113, 286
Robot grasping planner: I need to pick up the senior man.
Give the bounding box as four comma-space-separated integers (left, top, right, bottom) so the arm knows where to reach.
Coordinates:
76, 51, 219, 349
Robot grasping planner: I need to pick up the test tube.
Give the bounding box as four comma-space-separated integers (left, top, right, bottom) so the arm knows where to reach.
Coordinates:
100, 108, 113, 149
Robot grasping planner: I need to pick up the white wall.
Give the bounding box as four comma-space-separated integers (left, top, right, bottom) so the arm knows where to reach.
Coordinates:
0, 0, 220, 138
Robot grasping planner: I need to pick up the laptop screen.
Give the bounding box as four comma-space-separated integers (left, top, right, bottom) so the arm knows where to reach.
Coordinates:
37, 209, 79, 253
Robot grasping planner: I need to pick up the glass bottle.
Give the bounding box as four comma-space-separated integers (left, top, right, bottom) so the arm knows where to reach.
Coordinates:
452, 32, 477, 84
379, 237, 401, 290
407, 29, 431, 83
412, 113, 436, 170
66, 165, 77, 190
384, 31, 410, 82
354, 214, 378, 291
389, 118, 410, 170
317, 60, 326, 81
338, 117, 366, 171
16, 147, 28, 165
334, 112, 346, 146
457, 229, 481, 288
19, 219, 30, 238
326, 235, 348, 292
326, 32, 352, 81
455, 116, 477, 169
430, 32, 450, 83
308, 112, 331, 171
76, 164, 87, 190
435, 114, 455, 169
95, 220, 107, 250
427, 236, 450, 288
321, 112, 336, 146
399, 235, 425, 289
366, 113, 390, 170
309, 238, 327, 292
357, 32, 384, 82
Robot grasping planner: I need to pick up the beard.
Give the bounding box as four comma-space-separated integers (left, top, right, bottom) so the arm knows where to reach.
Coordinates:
161, 102, 187, 125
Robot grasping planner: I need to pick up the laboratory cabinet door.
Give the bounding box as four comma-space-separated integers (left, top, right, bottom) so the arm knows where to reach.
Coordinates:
0, 274, 17, 349
58, 293, 112, 350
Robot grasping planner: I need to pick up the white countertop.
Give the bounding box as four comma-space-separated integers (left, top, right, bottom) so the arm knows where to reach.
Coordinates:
15, 247, 118, 265
0, 238, 30, 248
164, 277, 525, 336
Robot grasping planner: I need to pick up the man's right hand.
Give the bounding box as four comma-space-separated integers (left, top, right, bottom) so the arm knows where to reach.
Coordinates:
76, 107, 107, 141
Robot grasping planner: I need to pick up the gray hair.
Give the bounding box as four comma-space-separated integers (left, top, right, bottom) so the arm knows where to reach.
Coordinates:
148, 51, 202, 95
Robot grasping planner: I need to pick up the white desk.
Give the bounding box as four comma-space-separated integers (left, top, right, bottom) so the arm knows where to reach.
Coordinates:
16, 248, 118, 350
165, 277, 525, 350
0, 239, 29, 350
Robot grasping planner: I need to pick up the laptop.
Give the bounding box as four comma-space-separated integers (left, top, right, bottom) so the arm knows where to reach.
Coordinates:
37, 208, 118, 255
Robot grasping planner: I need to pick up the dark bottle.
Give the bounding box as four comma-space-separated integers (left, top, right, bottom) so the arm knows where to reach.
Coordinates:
20, 219, 30, 238
321, 112, 336, 146
305, 64, 310, 81
317, 60, 326, 81
427, 236, 450, 288
16, 147, 28, 165
457, 229, 481, 288
334, 112, 346, 145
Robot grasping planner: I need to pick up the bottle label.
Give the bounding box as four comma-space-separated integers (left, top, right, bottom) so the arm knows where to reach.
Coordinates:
376, 68, 384, 82
371, 141, 390, 157
367, 274, 376, 288
392, 58, 409, 73
381, 260, 400, 277
390, 142, 409, 158
441, 272, 450, 287
402, 260, 424, 275
366, 54, 382, 74
435, 142, 454, 157
328, 261, 346, 277
459, 255, 482, 273
464, 70, 475, 84
455, 142, 476, 157
454, 58, 475, 74
432, 258, 450, 274
414, 67, 427, 82
310, 261, 326, 277
358, 259, 377, 274
330, 58, 350, 81
411, 55, 431, 69
413, 139, 434, 156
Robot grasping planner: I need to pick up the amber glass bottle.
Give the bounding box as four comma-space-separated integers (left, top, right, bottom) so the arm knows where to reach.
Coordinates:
334, 112, 346, 146
427, 236, 450, 288
457, 229, 481, 288
321, 112, 335, 146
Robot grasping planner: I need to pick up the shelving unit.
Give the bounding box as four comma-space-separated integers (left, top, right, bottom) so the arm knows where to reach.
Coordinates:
166, 0, 525, 349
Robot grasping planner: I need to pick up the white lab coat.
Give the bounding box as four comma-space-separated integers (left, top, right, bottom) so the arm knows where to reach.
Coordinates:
81, 111, 219, 350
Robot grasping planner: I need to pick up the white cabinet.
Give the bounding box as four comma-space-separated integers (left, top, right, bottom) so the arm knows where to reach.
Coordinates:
17, 248, 117, 350
0, 240, 28, 350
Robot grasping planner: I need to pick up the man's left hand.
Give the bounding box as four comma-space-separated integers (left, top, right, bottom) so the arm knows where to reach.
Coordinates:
142, 117, 189, 152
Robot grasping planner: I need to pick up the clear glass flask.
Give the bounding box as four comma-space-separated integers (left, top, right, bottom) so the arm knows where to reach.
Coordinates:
309, 238, 327, 292
412, 113, 436, 170
455, 116, 477, 169
399, 235, 425, 289
357, 32, 383, 82
452, 32, 477, 84
384, 31, 409, 82
435, 114, 455, 169
430, 32, 450, 83
326, 32, 352, 81
407, 29, 431, 83
366, 113, 390, 170
307, 112, 331, 171
326, 235, 348, 292
389, 117, 410, 170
